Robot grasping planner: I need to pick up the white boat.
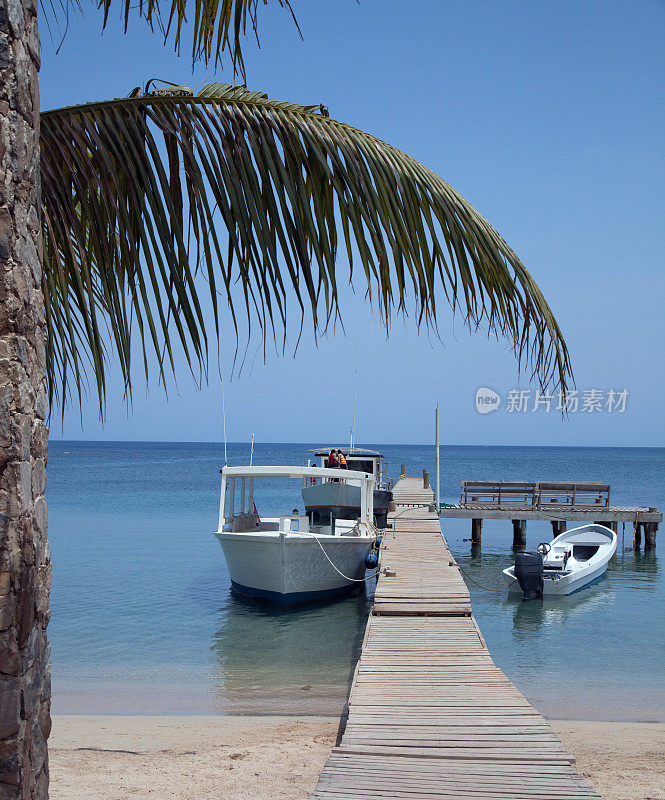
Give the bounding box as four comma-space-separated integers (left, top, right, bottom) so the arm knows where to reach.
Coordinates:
503, 523, 617, 597
214, 465, 378, 605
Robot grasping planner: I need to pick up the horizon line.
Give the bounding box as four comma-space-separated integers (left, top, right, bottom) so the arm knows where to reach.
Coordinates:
47, 439, 665, 450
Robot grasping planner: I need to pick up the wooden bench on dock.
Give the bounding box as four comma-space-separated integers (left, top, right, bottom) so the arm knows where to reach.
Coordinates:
461, 480, 611, 508
311, 475, 604, 800
444, 479, 661, 549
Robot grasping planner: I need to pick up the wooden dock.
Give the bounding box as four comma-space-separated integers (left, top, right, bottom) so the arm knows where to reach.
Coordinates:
423, 480, 662, 549
311, 477, 603, 800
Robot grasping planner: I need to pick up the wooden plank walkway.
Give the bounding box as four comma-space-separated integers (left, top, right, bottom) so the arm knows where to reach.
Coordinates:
311, 477, 603, 800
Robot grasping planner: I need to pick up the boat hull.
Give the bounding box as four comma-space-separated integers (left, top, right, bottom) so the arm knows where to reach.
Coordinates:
505, 559, 611, 596
216, 530, 374, 605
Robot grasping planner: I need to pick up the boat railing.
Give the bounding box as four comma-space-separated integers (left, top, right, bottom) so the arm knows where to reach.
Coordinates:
301, 475, 354, 487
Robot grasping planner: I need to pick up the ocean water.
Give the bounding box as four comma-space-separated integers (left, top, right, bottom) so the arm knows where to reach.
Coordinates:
47, 441, 665, 721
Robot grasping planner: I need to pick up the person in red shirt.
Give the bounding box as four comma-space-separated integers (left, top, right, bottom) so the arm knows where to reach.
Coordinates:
327, 449, 338, 469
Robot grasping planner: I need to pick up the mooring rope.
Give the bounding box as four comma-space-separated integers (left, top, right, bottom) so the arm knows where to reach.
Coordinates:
457, 564, 516, 592
302, 528, 384, 583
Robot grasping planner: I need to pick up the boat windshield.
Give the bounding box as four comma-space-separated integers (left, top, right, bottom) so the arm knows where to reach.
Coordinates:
344, 457, 376, 474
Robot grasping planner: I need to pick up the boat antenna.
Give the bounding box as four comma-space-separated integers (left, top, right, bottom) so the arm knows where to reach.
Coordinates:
250, 432, 255, 466
350, 338, 358, 453
217, 347, 228, 466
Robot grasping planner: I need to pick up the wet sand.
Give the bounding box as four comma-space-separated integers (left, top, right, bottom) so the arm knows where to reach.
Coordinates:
48, 715, 665, 800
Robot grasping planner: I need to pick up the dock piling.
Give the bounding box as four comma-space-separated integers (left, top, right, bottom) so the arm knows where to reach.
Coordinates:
634, 522, 642, 548
551, 520, 566, 537
511, 519, 527, 549
471, 517, 482, 544
645, 522, 658, 550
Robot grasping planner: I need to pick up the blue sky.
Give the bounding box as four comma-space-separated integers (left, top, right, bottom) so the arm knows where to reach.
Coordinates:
41, 0, 665, 446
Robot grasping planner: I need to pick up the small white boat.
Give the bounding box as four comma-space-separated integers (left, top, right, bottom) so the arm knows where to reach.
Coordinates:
214, 465, 377, 605
504, 523, 617, 597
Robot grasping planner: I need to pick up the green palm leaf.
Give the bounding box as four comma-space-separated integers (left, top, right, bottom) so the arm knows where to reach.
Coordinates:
96, 0, 298, 77
40, 82, 572, 415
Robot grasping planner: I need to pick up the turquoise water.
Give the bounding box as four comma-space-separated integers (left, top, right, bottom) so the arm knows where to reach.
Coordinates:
47, 442, 664, 720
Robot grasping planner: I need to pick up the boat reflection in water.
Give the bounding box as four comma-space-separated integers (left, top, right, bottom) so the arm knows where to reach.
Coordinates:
508, 547, 658, 636
507, 582, 615, 638
209, 587, 373, 714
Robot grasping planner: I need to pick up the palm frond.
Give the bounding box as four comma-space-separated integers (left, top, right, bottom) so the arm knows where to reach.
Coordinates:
40, 82, 572, 416
97, 0, 299, 78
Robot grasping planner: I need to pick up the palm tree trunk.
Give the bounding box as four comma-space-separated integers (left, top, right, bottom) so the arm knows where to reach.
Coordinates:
0, 0, 51, 797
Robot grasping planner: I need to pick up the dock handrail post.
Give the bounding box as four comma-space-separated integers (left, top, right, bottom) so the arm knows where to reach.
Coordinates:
435, 404, 440, 511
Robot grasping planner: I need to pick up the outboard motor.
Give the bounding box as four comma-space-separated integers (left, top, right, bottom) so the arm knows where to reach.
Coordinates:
514, 551, 544, 599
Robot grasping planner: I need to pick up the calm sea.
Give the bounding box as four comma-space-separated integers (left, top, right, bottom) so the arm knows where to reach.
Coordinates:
47, 441, 665, 721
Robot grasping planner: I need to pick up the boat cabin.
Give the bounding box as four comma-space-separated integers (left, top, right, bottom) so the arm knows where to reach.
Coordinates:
217, 465, 375, 538
311, 448, 388, 488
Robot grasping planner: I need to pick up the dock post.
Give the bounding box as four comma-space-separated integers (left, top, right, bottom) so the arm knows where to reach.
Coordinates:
471, 518, 482, 546
634, 522, 642, 549
423, 469, 430, 489
644, 522, 658, 550
400, 464, 406, 478
595, 520, 618, 533
551, 520, 566, 537
512, 519, 527, 549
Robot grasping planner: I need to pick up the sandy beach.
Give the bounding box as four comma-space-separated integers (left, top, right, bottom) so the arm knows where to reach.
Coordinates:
48, 715, 665, 800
